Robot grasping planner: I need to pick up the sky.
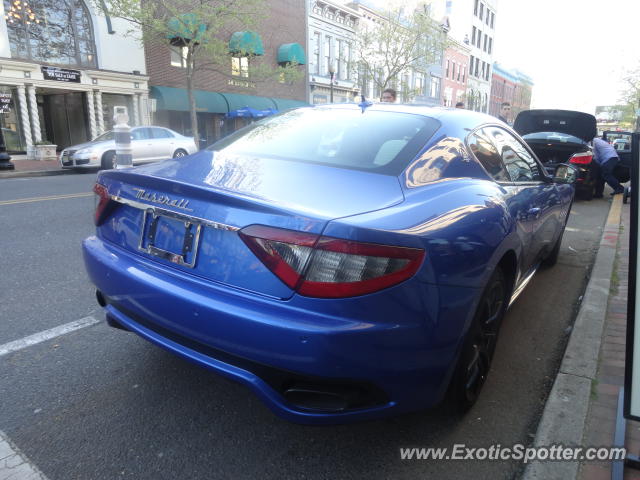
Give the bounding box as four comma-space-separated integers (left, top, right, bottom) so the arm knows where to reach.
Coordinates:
495, 0, 640, 114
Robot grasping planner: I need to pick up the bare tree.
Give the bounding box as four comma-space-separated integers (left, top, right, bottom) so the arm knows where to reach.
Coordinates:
352, 4, 448, 101
618, 64, 640, 131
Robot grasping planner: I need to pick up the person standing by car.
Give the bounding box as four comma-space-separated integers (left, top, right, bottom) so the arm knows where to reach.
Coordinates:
498, 102, 511, 123
592, 136, 624, 197
381, 89, 397, 103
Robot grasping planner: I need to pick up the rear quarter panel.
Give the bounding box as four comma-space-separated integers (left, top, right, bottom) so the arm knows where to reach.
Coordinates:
322, 178, 518, 290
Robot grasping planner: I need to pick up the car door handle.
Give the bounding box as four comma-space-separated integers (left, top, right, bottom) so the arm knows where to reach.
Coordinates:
528, 207, 541, 218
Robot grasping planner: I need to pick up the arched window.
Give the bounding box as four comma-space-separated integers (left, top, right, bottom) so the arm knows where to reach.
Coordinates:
4, 0, 97, 68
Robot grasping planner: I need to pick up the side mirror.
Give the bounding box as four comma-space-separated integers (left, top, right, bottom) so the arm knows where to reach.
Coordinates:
553, 163, 579, 185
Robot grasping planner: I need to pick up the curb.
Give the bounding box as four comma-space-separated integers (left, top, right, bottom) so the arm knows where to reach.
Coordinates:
0, 169, 77, 179
522, 195, 624, 480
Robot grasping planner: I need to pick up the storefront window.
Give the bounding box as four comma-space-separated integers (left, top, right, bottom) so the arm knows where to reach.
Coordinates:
0, 87, 26, 152
4, 0, 97, 68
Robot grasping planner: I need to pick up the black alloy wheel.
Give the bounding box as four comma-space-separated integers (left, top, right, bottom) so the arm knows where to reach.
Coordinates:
542, 200, 571, 268
101, 151, 117, 170
449, 268, 507, 412
173, 149, 188, 158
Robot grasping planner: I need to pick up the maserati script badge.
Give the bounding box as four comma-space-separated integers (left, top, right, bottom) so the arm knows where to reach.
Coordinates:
132, 188, 193, 212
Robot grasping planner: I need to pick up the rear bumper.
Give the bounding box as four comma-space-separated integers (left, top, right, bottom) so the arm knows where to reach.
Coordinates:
83, 235, 479, 424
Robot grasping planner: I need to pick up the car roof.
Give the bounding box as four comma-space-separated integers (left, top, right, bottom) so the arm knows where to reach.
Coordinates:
303, 103, 498, 125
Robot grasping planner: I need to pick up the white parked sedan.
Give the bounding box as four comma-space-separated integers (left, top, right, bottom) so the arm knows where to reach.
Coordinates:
59, 126, 197, 169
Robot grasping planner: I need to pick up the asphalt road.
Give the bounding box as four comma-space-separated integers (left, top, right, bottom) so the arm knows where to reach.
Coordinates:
0, 173, 612, 480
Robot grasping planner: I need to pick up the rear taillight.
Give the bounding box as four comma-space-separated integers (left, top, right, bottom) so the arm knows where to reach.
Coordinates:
569, 152, 593, 165
93, 183, 114, 225
239, 225, 425, 298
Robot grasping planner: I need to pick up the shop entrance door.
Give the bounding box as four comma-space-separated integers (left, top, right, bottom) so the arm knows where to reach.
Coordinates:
42, 92, 88, 150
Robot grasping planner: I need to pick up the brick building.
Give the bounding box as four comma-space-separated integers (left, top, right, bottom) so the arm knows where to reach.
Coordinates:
489, 64, 533, 123
489, 63, 516, 120
511, 70, 533, 118
146, 0, 308, 146
442, 38, 470, 107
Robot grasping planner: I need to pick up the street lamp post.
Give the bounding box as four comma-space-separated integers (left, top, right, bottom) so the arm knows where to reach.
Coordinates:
0, 119, 14, 171
328, 63, 335, 103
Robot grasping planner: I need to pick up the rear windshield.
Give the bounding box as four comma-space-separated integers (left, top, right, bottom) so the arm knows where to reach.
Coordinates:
209, 107, 440, 175
522, 131, 585, 144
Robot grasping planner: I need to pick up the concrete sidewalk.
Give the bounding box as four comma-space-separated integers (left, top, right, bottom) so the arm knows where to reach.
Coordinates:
523, 194, 640, 479
0, 154, 75, 179
578, 199, 639, 480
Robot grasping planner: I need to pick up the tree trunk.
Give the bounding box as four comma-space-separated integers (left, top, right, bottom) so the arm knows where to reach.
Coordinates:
186, 49, 199, 149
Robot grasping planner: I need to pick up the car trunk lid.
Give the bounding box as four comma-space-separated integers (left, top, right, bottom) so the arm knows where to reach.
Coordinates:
95, 150, 405, 299
513, 109, 597, 143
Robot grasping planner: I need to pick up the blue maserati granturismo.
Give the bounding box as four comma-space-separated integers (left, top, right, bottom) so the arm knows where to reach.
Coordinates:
83, 104, 577, 424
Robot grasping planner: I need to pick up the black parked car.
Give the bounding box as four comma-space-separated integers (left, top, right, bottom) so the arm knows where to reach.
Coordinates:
602, 130, 632, 184
514, 109, 599, 199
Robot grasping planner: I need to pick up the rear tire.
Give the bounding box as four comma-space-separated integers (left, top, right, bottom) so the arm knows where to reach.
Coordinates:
542, 200, 571, 268
173, 149, 188, 158
101, 151, 116, 170
579, 186, 594, 201
448, 268, 507, 413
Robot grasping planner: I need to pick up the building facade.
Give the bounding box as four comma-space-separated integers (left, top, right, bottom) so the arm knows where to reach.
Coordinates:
436, 0, 497, 113
489, 64, 533, 122
308, 0, 360, 104
489, 63, 516, 120
146, 0, 308, 146
0, 0, 149, 152
347, 0, 444, 105
511, 70, 533, 118
442, 37, 470, 107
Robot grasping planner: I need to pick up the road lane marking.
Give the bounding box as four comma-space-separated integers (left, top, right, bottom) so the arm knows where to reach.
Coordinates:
607, 194, 623, 226
0, 192, 92, 206
0, 430, 48, 480
0, 316, 100, 357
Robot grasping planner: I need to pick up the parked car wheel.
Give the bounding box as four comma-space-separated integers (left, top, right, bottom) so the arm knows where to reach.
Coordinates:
173, 149, 188, 158
448, 267, 507, 412
578, 185, 594, 201
543, 199, 571, 268
101, 151, 116, 170
542, 230, 564, 268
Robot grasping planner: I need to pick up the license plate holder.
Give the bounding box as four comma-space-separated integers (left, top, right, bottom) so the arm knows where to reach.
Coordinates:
138, 209, 202, 268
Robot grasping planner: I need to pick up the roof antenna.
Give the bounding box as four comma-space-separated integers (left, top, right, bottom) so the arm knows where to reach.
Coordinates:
358, 95, 373, 113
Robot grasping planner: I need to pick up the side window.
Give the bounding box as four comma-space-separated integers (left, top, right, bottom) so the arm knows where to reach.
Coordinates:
131, 128, 151, 140
151, 128, 172, 139
467, 127, 510, 182
487, 127, 542, 182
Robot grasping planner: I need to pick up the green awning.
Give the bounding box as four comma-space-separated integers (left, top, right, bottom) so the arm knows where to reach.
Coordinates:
220, 93, 276, 111
166, 13, 206, 44
270, 98, 309, 111
150, 86, 309, 114
277, 43, 306, 65
150, 86, 227, 114
229, 31, 264, 56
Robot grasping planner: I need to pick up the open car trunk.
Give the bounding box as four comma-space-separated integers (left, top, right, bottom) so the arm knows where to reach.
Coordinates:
525, 140, 590, 174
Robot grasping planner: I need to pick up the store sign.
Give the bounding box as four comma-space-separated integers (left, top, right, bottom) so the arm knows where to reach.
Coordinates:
41, 66, 81, 83
0, 93, 11, 113
625, 133, 640, 420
